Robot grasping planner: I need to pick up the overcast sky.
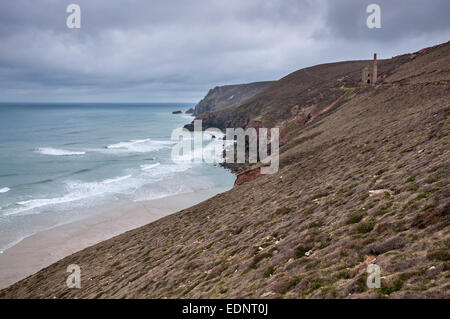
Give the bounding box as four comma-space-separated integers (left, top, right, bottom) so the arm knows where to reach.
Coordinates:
0, 0, 449, 102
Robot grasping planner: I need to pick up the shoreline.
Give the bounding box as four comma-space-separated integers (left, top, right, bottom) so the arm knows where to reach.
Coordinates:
0, 187, 230, 290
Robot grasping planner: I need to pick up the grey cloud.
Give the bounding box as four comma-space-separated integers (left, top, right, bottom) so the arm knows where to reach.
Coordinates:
322, 0, 450, 41
0, 0, 448, 102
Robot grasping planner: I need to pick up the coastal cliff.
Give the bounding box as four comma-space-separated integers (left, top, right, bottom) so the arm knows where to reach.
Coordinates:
184, 81, 274, 130
1, 42, 449, 299
187, 53, 416, 133
193, 81, 274, 116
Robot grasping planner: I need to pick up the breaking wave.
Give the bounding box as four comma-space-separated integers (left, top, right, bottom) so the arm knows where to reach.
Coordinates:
5, 174, 137, 216
106, 139, 173, 153
140, 163, 161, 171
36, 147, 86, 156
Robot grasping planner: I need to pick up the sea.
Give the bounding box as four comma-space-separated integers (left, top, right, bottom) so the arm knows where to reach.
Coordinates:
0, 103, 235, 253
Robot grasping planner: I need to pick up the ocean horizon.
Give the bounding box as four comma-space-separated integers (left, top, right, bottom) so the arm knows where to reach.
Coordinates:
0, 102, 235, 253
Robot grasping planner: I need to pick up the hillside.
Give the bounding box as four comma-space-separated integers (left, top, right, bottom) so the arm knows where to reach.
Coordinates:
192, 56, 415, 132
0, 42, 449, 299
191, 81, 275, 117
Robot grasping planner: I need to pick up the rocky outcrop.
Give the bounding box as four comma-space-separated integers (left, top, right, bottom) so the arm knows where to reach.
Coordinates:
193, 81, 274, 116
234, 168, 261, 186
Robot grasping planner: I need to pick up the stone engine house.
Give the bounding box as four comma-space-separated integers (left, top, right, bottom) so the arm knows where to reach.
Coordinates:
362, 53, 378, 85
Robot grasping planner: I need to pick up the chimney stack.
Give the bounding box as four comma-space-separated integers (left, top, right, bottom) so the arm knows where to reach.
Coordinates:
372, 53, 378, 85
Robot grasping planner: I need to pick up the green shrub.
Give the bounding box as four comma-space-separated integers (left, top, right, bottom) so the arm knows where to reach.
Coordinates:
294, 246, 310, 258
263, 266, 275, 278
379, 278, 404, 295
357, 220, 375, 234
347, 213, 363, 225
427, 249, 449, 261
312, 193, 329, 200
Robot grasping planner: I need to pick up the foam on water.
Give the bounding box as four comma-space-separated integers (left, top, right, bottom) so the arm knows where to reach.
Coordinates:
6, 174, 139, 216
140, 163, 161, 171
107, 138, 151, 149
36, 147, 86, 156
103, 174, 132, 184
106, 138, 173, 153
3, 160, 196, 216
0, 103, 235, 252
172, 139, 225, 164
180, 114, 195, 120
142, 163, 192, 177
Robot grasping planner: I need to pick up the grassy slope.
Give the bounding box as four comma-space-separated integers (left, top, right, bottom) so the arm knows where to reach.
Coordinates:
1, 43, 449, 299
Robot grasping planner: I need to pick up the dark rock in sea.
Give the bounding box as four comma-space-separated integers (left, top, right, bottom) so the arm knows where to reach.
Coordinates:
183, 121, 194, 131
183, 120, 210, 131
185, 108, 194, 114
172, 110, 182, 114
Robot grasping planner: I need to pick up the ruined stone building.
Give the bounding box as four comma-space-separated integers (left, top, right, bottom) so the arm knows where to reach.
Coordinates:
362, 53, 378, 85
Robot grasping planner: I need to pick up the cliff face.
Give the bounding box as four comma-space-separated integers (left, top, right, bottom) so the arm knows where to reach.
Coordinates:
1, 42, 449, 299
193, 81, 275, 116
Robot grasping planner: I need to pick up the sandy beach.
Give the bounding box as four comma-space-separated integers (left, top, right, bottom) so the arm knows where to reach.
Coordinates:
0, 187, 230, 290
